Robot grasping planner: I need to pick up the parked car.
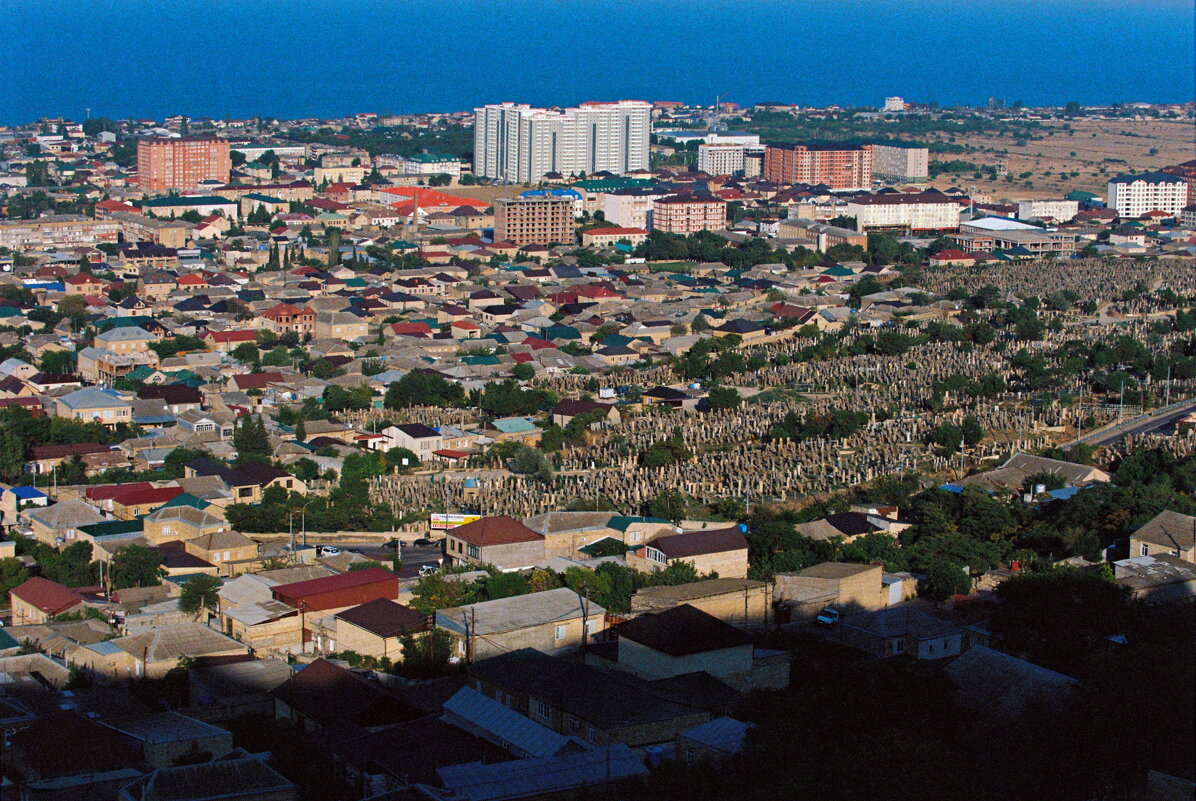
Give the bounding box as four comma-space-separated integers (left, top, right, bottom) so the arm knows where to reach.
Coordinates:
413, 537, 435, 546
815, 607, 840, 626
418, 563, 438, 576
318, 546, 342, 557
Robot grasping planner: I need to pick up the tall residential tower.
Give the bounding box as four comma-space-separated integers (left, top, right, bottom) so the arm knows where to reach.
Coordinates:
473, 101, 651, 184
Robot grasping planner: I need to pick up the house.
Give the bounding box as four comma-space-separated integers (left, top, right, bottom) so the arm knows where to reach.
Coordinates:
72, 622, 250, 679
436, 744, 647, 801
25, 442, 113, 475
1128, 510, 1196, 561
203, 329, 258, 353
836, 607, 962, 660
677, 716, 754, 762
380, 423, 443, 455
54, 386, 133, 428
444, 515, 546, 571
603, 604, 787, 693
102, 710, 234, 769
466, 648, 713, 748
436, 587, 605, 661
137, 383, 202, 414
774, 562, 915, 619
550, 398, 621, 428
630, 578, 771, 627
110, 485, 186, 520
185, 529, 259, 576
9, 576, 82, 624
794, 510, 910, 543
7, 713, 143, 801
142, 501, 227, 543
954, 451, 1112, 493
118, 753, 298, 801
257, 302, 315, 336
628, 526, 749, 578
1113, 554, 1196, 604
271, 657, 422, 739
332, 598, 430, 660
271, 567, 400, 645
188, 659, 294, 721
23, 499, 106, 545
945, 645, 1075, 719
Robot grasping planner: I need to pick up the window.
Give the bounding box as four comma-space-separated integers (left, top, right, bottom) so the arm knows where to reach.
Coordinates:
628, 531, 641, 543
585, 620, 598, 635
1140, 543, 1149, 556
554, 624, 567, 641
466, 543, 480, 560
533, 700, 550, 720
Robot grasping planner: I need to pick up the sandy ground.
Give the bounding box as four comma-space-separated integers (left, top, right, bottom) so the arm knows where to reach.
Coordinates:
926, 117, 1195, 201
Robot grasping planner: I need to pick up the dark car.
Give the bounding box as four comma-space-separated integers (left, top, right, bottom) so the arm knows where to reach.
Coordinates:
413, 537, 436, 546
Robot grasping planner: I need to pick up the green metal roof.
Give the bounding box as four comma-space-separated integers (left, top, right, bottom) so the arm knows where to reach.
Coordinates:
78, 518, 144, 538
607, 515, 672, 532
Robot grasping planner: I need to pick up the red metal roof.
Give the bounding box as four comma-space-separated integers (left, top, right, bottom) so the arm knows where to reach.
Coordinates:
272, 567, 398, 610
11, 576, 81, 615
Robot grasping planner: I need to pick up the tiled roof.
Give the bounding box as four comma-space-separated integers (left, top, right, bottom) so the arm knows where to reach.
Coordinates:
449, 515, 543, 547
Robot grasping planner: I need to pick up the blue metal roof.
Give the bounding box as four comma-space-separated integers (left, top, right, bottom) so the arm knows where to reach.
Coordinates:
442, 686, 571, 759
438, 743, 648, 801
9, 486, 46, 500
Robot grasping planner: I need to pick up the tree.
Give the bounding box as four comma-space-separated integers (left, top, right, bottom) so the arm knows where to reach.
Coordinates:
706, 385, 742, 410
233, 414, 271, 462
0, 557, 30, 597
923, 560, 971, 601
511, 362, 535, 381
178, 574, 223, 615
110, 545, 163, 589
39, 350, 74, 374
231, 342, 259, 364
646, 488, 687, 524
510, 445, 553, 482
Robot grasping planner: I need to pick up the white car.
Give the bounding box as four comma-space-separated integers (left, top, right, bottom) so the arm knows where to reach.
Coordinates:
319, 546, 342, 557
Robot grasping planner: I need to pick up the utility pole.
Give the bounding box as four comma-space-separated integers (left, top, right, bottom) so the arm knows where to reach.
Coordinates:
1165, 363, 1172, 407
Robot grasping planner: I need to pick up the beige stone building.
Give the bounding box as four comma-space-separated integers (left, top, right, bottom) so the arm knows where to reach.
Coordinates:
332, 598, 430, 661
630, 578, 771, 627
436, 587, 604, 662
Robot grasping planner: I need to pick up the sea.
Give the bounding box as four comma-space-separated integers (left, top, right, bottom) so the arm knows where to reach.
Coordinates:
1, 0, 1193, 124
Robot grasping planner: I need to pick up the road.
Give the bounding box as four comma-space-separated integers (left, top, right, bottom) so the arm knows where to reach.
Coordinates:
1067, 397, 1196, 448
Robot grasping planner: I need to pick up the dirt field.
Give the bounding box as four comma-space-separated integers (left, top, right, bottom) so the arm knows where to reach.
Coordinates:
926, 117, 1195, 201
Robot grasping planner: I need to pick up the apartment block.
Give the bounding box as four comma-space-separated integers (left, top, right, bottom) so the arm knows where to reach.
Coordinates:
764, 144, 873, 190
697, 143, 745, 176
137, 136, 231, 192
473, 101, 651, 183
603, 189, 665, 229
871, 144, 929, 182
0, 215, 120, 250
651, 194, 727, 234
1107, 172, 1188, 217
845, 192, 961, 232
494, 196, 576, 246
1016, 199, 1079, 223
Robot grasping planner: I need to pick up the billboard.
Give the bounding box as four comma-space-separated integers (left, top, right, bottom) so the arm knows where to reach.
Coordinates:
430, 513, 483, 531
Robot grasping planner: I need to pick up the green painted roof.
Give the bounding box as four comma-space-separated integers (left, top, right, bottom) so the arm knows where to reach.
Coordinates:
158, 492, 210, 511
607, 515, 672, 532
461, 355, 501, 366
78, 518, 143, 538
99, 316, 157, 331
144, 195, 229, 207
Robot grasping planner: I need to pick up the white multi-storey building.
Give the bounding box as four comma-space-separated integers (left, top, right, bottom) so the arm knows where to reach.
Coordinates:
473, 101, 651, 184
845, 192, 961, 232
883, 97, 906, 112
1107, 172, 1188, 217
1016, 199, 1079, 223
603, 190, 665, 230
871, 145, 929, 182
698, 143, 746, 176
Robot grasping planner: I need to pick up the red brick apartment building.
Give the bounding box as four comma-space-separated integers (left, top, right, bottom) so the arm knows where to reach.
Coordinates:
764, 143, 873, 190
651, 194, 727, 234
137, 136, 232, 191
